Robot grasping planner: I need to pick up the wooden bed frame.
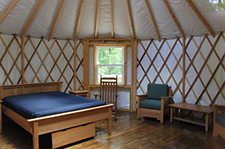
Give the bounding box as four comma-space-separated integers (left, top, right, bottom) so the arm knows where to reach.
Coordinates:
0, 82, 113, 149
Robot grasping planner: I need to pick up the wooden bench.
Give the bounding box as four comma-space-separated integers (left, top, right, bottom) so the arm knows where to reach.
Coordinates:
169, 102, 214, 131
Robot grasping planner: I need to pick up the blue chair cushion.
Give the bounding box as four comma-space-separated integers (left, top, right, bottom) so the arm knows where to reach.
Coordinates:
140, 99, 161, 110
147, 83, 168, 100
216, 115, 225, 127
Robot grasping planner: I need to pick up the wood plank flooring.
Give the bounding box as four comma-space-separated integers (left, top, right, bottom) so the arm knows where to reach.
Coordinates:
0, 111, 224, 149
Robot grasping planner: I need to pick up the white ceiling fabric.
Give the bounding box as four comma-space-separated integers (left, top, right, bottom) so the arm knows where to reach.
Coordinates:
0, 0, 224, 40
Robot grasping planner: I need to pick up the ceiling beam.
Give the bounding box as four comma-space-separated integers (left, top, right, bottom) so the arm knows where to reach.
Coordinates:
163, 0, 185, 37
94, 0, 99, 38
20, 0, 46, 36
126, 0, 135, 39
110, 0, 114, 38
74, 0, 84, 39
0, 0, 19, 24
185, 0, 215, 37
144, 0, 161, 41
48, 0, 66, 41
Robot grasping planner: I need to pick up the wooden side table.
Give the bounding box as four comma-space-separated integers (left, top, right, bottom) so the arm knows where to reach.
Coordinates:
169, 102, 214, 131
69, 90, 89, 97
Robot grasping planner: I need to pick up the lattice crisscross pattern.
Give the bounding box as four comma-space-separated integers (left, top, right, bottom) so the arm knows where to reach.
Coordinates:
0, 34, 85, 93
0, 35, 22, 85
185, 33, 225, 106
137, 39, 183, 102
23, 37, 74, 92
75, 40, 84, 90
137, 34, 224, 105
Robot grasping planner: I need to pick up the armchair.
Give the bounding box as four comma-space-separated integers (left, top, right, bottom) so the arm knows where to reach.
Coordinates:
137, 83, 172, 123
213, 104, 225, 139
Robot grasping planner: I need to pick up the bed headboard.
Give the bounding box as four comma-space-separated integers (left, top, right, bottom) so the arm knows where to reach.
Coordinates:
0, 82, 62, 100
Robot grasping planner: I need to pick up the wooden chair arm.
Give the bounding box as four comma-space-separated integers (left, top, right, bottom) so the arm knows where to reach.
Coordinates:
137, 94, 148, 97
137, 94, 148, 100
161, 96, 174, 103
136, 94, 148, 105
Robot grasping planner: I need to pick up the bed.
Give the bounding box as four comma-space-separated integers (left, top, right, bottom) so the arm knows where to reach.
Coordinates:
0, 82, 113, 149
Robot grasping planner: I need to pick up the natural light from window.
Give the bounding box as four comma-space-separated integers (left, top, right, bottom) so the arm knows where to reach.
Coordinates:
95, 46, 124, 84
209, 0, 225, 11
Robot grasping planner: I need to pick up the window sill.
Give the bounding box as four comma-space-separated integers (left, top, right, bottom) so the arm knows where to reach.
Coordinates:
89, 84, 131, 88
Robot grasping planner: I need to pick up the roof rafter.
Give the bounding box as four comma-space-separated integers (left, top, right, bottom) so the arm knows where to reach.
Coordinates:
0, 0, 19, 24
110, 0, 114, 38
144, 0, 161, 41
126, 0, 135, 39
185, 0, 215, 37
74, 0, 84, 39
163, 0, 185, 37
48, 0, 66, 41
94, 0, 99, 38
20, 0, 46, 36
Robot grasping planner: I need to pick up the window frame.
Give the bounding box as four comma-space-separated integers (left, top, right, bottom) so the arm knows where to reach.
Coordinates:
94, 44, 127, 85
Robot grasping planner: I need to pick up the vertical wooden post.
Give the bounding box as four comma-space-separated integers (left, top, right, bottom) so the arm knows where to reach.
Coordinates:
131, 39, 138, 112
83, 40, 89, 90
74, 39, 77, 90
32, 122, 39, 149
182, 36, 186, 103
21, 35, 25, 84
124, 45, 127, 86
58, 82, 62, 91
0, 100, 2, 133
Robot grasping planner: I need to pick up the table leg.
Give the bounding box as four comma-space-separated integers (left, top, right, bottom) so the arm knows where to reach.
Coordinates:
205, 113, 209, 131
175, 108, 178, 117
170, 107, 173, 122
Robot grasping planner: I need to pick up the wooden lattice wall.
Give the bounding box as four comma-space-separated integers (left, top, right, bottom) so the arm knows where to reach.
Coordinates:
0, 33, 224, 108
185, 33, 224, 106
0, 34, 84, 92
137, 33, 225, 106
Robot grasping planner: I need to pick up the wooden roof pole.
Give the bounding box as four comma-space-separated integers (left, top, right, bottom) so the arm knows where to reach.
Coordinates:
185, 0, 215, 37
94, 0, 99, 38
0, 0, 19, 24
144, 0, 161, 41
163, 0, 185, 37
48, 0, 66, 41
110, 0, 114, 38
74, 0, 84, 39
20, 0, 46, 36
126, 0, 135, 39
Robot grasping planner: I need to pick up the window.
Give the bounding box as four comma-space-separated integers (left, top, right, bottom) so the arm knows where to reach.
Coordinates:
94, 45, 126, 84
209, 0, 225, 11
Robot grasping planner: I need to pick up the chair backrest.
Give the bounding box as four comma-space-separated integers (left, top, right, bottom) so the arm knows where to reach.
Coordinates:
147, 83, 169, 100
99, 75, 118, 105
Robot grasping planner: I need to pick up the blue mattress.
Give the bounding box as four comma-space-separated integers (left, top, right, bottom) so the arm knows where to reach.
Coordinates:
2, 91, 106, 119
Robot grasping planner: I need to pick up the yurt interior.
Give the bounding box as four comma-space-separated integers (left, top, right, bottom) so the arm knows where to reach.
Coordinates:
0, 0, 225, 149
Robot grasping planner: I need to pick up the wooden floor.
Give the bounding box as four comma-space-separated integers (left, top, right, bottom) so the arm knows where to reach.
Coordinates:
0, 111, 225, 149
